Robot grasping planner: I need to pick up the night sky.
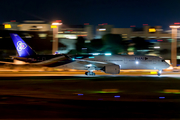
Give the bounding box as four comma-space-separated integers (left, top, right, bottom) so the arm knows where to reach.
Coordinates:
1, 0, 180, 29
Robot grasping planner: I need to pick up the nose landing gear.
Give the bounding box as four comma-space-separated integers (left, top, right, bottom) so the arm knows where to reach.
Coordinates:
85, 71, 95, 76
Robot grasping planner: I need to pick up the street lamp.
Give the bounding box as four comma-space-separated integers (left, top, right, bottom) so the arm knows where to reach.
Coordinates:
169, 24, 180, 67
51, 21, 62, 54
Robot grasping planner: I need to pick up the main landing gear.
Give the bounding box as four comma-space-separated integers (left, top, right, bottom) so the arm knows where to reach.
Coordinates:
85, 71, 95, 76
85, 65, 96, 76
158, 70, 162, 76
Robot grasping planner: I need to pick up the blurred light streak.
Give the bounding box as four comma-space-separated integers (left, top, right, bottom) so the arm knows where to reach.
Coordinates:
114, 96, 120, 98
154, 46, 160, 49
99, 28, 106, 31
159, 97, 165, 99
78, 94, 83, 96
52, 22, 62, 25
174, 23, 180, 25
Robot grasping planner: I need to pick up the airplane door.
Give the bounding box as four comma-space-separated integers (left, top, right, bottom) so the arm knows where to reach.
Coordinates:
153, 58, 156, 64
124, 58, 128, 64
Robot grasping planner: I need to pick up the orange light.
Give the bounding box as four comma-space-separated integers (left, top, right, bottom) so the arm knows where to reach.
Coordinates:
17, 25, 22, 27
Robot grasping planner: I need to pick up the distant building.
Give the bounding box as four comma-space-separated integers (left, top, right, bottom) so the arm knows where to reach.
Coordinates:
57, 24, 93, 40
18, 20, 51, 31
55, 24, 93, 53
111, 25, 171, 40
95, 24, 113, 39
111, 25, 172, 59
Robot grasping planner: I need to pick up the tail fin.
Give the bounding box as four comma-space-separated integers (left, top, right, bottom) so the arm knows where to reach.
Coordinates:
10, 33, 37, 57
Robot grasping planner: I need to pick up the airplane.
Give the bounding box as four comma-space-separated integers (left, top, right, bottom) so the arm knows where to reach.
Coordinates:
8, 33, 170, 76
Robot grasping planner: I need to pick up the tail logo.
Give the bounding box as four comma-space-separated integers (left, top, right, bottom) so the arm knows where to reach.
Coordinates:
17, 41, 27, 51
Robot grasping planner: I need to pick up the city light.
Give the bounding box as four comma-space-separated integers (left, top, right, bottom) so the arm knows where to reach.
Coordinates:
52, 22, 62, 25
154, 46, 160, 49
149, 28, 156, 32
4, 24, 11, 28
51, 25, 57, 28
99, 28, 106, 31
92, 53, 100, 55
170, 25, 180, 29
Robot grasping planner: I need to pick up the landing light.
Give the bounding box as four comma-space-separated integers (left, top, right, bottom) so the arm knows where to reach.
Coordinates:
86, 64, 92, 67
135, 61, 139, 64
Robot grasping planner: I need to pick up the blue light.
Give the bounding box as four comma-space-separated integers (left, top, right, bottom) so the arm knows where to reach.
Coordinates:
76, 56, 83, 59
159, 97, 165, 99
72, 58, 75, 61
114, 96, 120, 98
78, 94, 83, 96
89, 56, 94, 58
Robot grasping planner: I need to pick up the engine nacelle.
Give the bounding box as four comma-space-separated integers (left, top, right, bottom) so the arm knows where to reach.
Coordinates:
102, 65, 120, 74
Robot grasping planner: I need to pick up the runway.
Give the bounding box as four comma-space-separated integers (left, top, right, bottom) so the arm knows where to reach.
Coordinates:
0, 70, 179, 77
0, 70, 179, 119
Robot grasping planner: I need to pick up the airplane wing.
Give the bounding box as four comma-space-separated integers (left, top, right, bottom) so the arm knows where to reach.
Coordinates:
31, 56, 71, 66
75, 59, 117, 69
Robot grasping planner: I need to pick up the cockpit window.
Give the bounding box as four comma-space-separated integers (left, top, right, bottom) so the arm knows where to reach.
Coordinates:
162, 60, 165, 62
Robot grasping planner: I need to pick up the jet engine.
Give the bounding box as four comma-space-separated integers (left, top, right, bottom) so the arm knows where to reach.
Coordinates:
101, 65, 120, 74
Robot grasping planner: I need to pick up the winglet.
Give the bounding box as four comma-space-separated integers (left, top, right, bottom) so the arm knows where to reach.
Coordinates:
10, 33, 36, 57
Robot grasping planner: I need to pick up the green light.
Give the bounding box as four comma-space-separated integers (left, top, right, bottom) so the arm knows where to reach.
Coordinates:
89, 56, 94, 58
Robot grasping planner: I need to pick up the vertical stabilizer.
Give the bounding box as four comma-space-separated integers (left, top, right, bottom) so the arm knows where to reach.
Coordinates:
10, 33, 36, 57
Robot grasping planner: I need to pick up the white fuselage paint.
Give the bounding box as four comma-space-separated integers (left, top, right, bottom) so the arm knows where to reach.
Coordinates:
57, 55, 170, 71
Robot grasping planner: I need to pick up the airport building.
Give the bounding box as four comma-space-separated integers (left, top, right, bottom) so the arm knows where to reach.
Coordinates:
2, 20, 94, 54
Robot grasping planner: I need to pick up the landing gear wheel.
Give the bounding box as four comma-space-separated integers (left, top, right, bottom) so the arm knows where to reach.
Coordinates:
85, 72, 95, 76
